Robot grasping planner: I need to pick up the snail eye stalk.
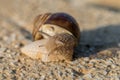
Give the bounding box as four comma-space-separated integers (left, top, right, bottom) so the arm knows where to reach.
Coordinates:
39, 31, 52, 37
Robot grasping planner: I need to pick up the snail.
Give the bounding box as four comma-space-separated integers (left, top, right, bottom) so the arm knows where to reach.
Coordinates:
21, 12, 80, 62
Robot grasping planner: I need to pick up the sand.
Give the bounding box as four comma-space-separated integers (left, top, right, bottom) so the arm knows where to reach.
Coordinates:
0, 0, 120, 80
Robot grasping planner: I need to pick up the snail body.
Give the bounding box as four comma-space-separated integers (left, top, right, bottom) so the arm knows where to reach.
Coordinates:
21, 12, 80, 62
21, 39, 48, 59
21, 33, 76, 62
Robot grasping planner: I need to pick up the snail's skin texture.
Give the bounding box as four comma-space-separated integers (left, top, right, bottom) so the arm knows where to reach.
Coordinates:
21, 33, 76, 62
21, 39, 48, 59
32, 13, 80, 43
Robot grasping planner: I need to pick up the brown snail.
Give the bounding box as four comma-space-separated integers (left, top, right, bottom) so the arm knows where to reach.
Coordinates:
21, 12, 80, 62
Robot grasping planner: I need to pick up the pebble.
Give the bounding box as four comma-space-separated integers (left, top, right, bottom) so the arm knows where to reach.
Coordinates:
83, 57, 90, 62
3, 36, 9, 41
6, 49, 11, 53
83, 73, 92, 79
114, 76, 120, 80
102, 71, 107, 75
111, 64, 116, 68
117, 51, 120, 58
0, 47, 7, 53
11, 33, 17, 41
14, 43, 21, 48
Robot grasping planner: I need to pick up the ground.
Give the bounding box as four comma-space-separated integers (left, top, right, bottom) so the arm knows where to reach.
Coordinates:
0, 0, 120, 80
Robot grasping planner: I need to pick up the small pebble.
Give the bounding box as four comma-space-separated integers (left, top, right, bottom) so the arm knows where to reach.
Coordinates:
10, 33, 17, 42
6, 49, 11, 53
3, 36, 8, 41
83, 73, 92, 79
0, 47, 7, 53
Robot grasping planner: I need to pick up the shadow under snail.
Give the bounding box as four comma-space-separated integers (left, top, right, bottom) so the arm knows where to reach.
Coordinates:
21, 12, 80, 62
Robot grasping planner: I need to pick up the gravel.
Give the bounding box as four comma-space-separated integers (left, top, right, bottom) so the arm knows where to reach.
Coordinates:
0, 0, 120, 80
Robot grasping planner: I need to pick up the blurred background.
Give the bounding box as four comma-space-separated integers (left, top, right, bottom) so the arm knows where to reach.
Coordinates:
0, 0, 120, 48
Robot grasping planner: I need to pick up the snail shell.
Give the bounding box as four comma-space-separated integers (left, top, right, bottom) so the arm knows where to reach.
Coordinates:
32, 13, 80, 43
